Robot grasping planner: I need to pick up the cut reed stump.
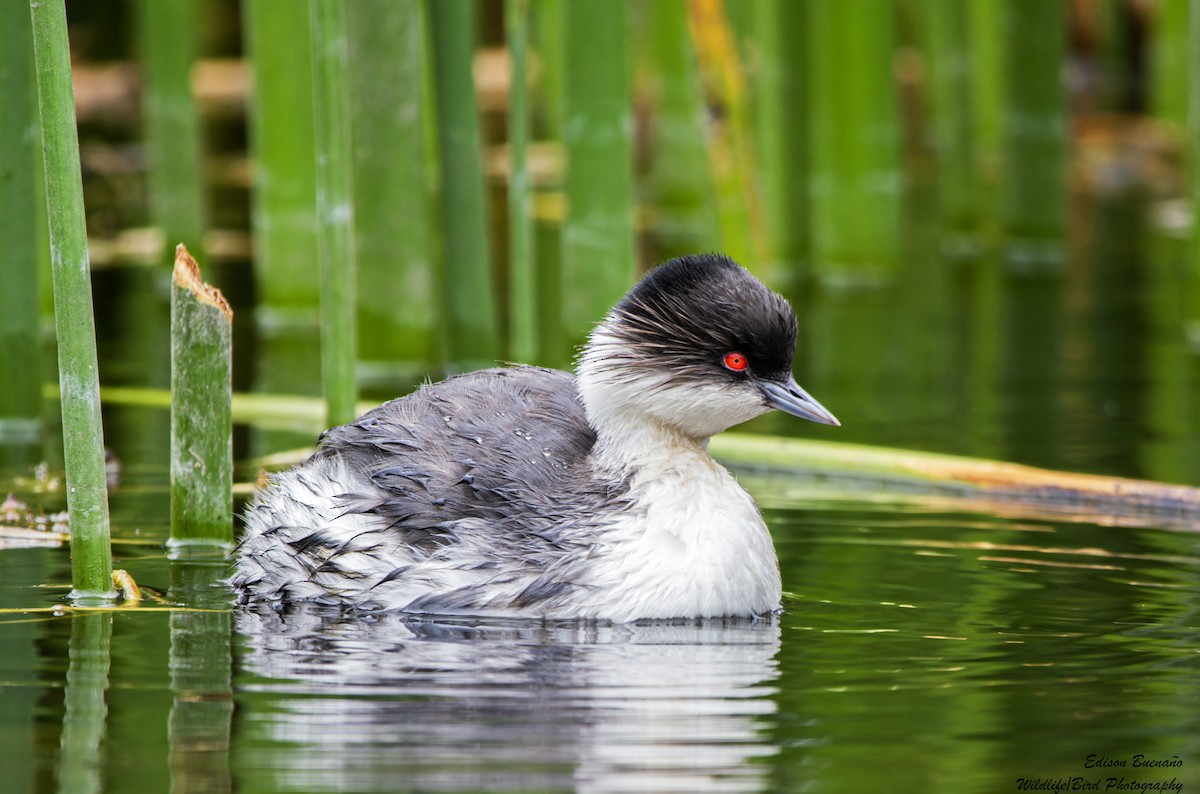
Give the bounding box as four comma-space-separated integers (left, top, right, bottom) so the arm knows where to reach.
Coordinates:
31, 0, 115, 600
170, 245, 233, 548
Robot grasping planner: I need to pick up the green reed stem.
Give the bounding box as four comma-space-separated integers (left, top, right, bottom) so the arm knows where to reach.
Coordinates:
563, 0, 634, 339
753, 0, 809, 284
1, 1, 42, 432
169, 246, 233, 548
921, 0, 977, 236
30, 0, 114, 600
136, 0, 206, 258
686, 0, 764, 270
507, 0, 537, 363
347, 0, 435, 381
309, 0, 358, 426
1000, 0, 1066, 266
968, 0, 1003, 186
1152, 0, 1188, 126
640, 0, 718, 264
429, 0, 498, 370
242, 0, 320, 315
808, 0, 901, 281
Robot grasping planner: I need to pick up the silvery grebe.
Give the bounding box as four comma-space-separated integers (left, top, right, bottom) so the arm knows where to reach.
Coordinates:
232, 254, 839, 620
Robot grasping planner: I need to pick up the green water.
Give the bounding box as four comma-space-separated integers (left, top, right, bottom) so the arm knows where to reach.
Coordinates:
1, 477, 1197, 792
2, 197, 1199, 791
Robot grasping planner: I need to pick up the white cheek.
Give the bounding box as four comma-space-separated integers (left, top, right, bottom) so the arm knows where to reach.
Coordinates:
645, 381, 770, 438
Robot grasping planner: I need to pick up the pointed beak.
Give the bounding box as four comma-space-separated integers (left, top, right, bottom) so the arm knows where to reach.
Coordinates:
759, 377, 840, 427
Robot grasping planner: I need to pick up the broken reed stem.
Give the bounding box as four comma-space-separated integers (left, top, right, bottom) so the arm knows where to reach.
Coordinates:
30, 0, 115, 600
309, 0, 358, 426
170, 245, 233, 548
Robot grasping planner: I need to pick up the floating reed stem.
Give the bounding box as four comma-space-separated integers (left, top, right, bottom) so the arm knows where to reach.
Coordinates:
30, 0, 114, 600
507, 0, 537, 363
1000, 0, 1067, 266
429, 0, 498, 370
562, 0, 634, 340
309, 0, 358, 426
170, 245, 233, 548
347, 0, 435, 381
1, 0, 42, 436
136, 0, 206, 258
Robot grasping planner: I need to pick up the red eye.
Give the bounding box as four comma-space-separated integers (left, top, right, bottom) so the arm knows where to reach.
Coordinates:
723, 352, 748, 372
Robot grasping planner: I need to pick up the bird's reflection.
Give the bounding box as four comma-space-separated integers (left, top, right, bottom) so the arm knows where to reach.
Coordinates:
235, 606, 781, 792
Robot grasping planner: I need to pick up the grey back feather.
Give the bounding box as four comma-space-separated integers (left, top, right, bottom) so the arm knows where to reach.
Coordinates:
234, 366, 632, 613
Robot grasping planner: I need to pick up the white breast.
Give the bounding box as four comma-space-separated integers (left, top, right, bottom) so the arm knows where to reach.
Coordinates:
575, 443, 782, 621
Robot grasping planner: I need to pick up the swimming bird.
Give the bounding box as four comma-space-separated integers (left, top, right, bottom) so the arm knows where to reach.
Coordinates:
232, 253, 839, 621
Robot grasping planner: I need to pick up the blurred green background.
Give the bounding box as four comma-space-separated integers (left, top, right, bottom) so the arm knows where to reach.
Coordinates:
3, 0, 1199, 482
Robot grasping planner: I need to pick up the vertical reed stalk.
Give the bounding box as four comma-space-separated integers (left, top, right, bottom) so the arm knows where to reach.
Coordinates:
136, 0, 206, 258
1093, 0, 1131, 111
529, 0, 565, 365
242, 0, 320, 315
531, 0, 564, 140
808, 0, 901, 281
507, 0, 537, 363
640, 0, 718, 264
968, 0, 1003, 186
1, 0, 42, 434
1191, 0, 1200, 327
347, 0, 435, 383
921, 0, 977, 237
686, 0, 765, 269
1152, 0, 1188, 126
752, 0, 809, 284
170, 246, 233, 547
1000, 0, 1066, 267
30, 0, 114, 600
429, 0, 499, 369
563, 0, 634, 338
310, 0, 358, 426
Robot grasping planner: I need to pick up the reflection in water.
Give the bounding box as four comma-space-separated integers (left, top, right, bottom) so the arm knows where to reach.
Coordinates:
234, 608, 781, 793
169, 562, 234, 794
57, 613, 113, 794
